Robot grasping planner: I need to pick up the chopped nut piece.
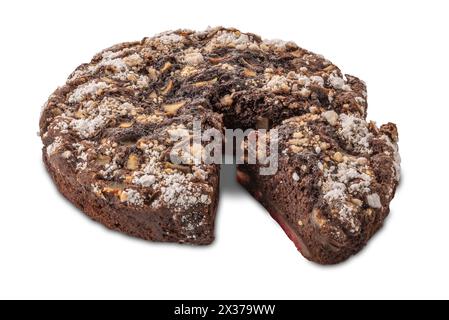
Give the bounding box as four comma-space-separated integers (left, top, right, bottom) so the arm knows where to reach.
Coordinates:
220, 94, 233, 107
126, 154, 140, 170
312, 208, 326, 228
123, 54, 143, 67
148, 91, 158, 100
119, 122, 133, 128
289, 138, 308, 146
136, 138, 147, 150
119, 191, 128, 202
75, 110, 86, 119
332, 151, 343, 163
290, 145, 301, 153
147, 67, 158, 80
103, 187, 117, 194
160, 80, 173, 95
309, 106, 319, 114
102, 185, 124, 196
163, 101, 186, 115
322, 110, 339, 126
320, 142, 330, 150
136, 114, 163, 124
192, 78, 217, 87
180, 65, 197, 77
127, 73, 138, 82
160, 61, 172, 73
243, 68, 257, 77
351, 198, 363, 206
323, 65, 336, 72
288, 102, 301, 109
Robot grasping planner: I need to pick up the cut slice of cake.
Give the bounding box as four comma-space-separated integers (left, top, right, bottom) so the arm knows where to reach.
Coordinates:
238, 112, 400, 264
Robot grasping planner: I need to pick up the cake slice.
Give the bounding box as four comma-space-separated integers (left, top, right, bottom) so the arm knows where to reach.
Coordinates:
43, 100, 223, 244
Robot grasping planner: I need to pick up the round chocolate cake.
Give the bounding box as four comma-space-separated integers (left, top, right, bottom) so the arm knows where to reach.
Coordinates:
39, 27, 400, 264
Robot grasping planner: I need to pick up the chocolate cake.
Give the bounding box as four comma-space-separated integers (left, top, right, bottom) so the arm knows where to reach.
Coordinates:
39, 27, 400, 263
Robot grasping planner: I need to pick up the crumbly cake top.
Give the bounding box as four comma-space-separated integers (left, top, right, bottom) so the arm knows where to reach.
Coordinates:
40, 27, 386, 213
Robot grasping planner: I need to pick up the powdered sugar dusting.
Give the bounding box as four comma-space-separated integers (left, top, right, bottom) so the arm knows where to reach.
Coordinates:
68, 81, 109, 103
263, 38, 288, 48
152, 171, 211, 210
133, 174, 156, 187
122, 189, 144, 206
47, 136, 63, 156
329, 74, 351, 91
157, 32, 184, 44
70, 98, 138, 138
367, 193, 382, 208
322, 158, 373, 233
183, 51, 204, 66
97, 53, 127, 72
215, 31, 250, 46
70, 116, 106, 138
264, 75, 289, 93
310, 75, 325, 87
205, 30, 256, 51
338, 114, 373, 154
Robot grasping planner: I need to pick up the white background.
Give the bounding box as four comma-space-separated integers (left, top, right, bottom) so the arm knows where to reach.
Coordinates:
0, 0, 448, 300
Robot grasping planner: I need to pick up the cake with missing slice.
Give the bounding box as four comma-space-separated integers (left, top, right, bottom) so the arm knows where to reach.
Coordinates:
39, 27, 400, 263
